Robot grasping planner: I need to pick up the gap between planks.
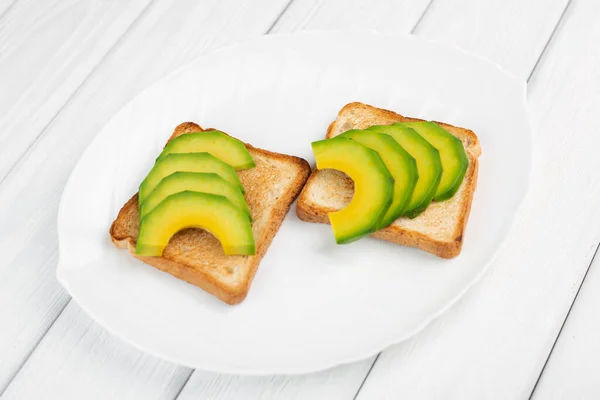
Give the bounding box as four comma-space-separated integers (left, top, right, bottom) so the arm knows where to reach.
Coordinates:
0, 0, 18, 22
529, 241, 600, 399
526, 0, 574, 82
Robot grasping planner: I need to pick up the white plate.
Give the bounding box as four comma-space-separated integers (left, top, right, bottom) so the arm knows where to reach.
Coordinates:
57, 31, 531, 374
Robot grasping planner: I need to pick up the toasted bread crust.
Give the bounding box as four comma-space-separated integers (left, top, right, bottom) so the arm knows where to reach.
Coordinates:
110, 122, 310, 304
168, 121, 204, 141
110, 194, 251, 303
298, 102, 481, 258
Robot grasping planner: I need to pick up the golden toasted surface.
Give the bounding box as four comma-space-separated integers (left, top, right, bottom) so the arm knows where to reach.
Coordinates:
297, 102, 481, 258
110, 123, 311, 304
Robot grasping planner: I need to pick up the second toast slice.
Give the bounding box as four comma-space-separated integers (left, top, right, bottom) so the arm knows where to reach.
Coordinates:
296, 102, 481, 258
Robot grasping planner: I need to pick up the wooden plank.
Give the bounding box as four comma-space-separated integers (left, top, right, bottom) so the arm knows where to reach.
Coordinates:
0, 0, 16, 18
0, 0, 289, 395
1, 304, 190, 400
532, 252, 600, 399
527, 2, 600, 397
357, 0, 600, 399
413, 0, 570, 78
0, 0, 151, 391
0, 0, 151, 182
177, 360, 376, 400
270, 0, 431, 33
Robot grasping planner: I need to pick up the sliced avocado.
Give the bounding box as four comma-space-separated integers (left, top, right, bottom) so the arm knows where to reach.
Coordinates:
337, 129, 418, 229
367, 125, 442, 218
136, 191, 255, 257
139, 153, 243, 206
312, 137, 394, 244
158, 130, 255, 170
140, 172, 251, 220
395, 121, 468, 201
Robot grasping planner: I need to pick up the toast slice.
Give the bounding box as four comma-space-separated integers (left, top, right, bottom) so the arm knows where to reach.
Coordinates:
296, 102, 481, 258
110, 122, 311, 304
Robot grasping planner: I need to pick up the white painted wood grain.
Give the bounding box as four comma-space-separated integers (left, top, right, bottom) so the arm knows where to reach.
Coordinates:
1, 304, 190, 400
358, 0, 600, 398
533, 248, 600, 400
413, 0, 570, 79
528, 1, 600, 397
177, 360, 376, 400
0, 0, 149, 391
0, 0, 290, 395
271, 0, 431, 34
0, 0, 16, 18
533, 251, 600, 400
0, 0, 151, 181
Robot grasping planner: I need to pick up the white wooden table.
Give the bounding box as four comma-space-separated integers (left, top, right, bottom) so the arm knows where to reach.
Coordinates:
1, 0, 599, 398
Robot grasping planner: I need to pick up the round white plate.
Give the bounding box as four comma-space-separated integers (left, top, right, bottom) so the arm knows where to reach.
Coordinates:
57, 31, 531, 374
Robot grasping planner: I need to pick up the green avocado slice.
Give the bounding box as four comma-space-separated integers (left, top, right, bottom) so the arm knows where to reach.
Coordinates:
139, 172, 251, 220
338, 129, 418, 229
395, 121, 468, 201
367, 125, 442, 218
136, 191, 255, 257
312, 137, 394, 244
158, 130, 255, 170
139, 153, 243, 207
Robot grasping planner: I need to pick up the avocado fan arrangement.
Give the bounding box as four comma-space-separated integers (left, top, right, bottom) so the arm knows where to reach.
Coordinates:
312, 122, 468, 244
136, 130, 256, 257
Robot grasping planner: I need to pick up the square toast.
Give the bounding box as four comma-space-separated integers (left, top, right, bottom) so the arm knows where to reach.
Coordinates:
110, 122, 311, 304
296, 102, 482, 258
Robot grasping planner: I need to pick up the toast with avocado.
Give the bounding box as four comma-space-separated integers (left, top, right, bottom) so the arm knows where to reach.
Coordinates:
110, 122, 311, 304
296, 102, 481, 258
